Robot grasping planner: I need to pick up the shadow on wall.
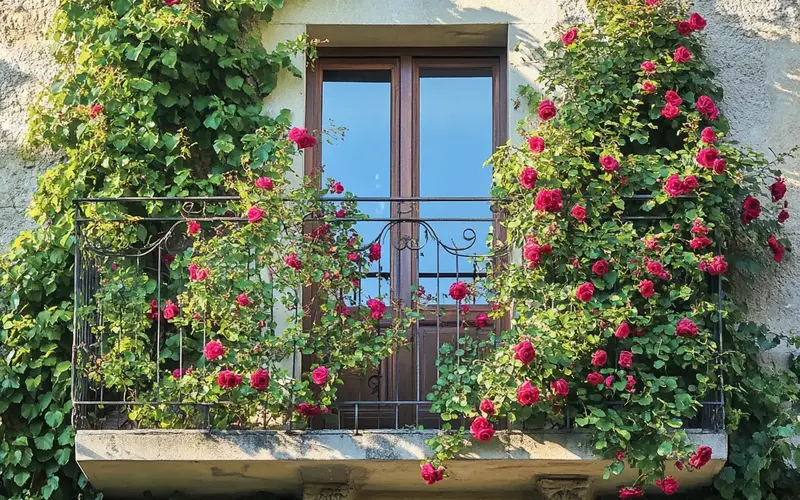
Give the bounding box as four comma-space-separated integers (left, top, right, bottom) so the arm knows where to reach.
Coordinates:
0, 58, 34, 150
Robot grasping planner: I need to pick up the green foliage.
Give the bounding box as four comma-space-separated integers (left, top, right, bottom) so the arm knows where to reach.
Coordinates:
424, 0, 800, 497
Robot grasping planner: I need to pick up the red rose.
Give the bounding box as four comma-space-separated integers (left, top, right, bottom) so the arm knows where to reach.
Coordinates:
163, 299, 179, 319
255, 177, 274, 190
692, 220, 709, 235
656, 477, 680, 495
164, 0, 180, 6
676, 21, 693, 36
146, 299, 159, 320
664, 174, 686, 197
706, 255, 728, 275
288, 127, 317, 149
592, 259, 609, 276
551, 378, 569, 397
449, 281, 468, 301
331, 181, 344, 194
591, 350, 607, 367
587, 372, 604, 386
615, 451, 626, 461
366, 298, 387, 321
673, 46, 692, 63
576, 282, 595, 302
187, 220, 201, 235
247, 206, 265, 223
695, 96, 719, 120
236, 292, 251, 307
476, 313, 490, 328
696, 147, 719, 168
675, 460, 685, 471
605, 375, 614, 388
561, 27, 578, 46
89, 104, 104, 119
534, 189, 563, 212
537, 99, 557, 120
689, 445, 713, 469
173, 368, 191, 379
676, 318, 699, 337
742, 195, 761, 224
639, 280, 655, 298
683, 176, 698, 194
420, 463, 444, 485
600, 155, 620, 172
571, 204, 587, 222
217, 369, 243, 390
645, 0, 659, 5
713, 159, 726, 174
517, 381, 541, 405
513, 339, 536, 365
770, 178, 787, 202
519, 167, 538, 190
615, 321, 630, 339
295, 402, 322, 417
528, 136, 545, 153
664, 90, 682, 107
633, 326, 646, 337
701, 127, 717, 144
690, 237, 713, 250
625, 375, 637, 393
642, 81, 656, 94
778, 210, 790, 224
646, 261, 664, 275
480, 399, 496, 415
188, 263, 209, 281
640, 61, 656, 74
369, 243, 382, 262
204, 340, 225, 360
618, 351, 633, 368
284, 252, 303, 270
312, 366, 329, 385
470, 416, 495, 442
619, 487, 644, 499
661, 103, 680, 119
768, 235, 785, 263
523, 239, 542, 268
250, 369, 270, 391
688, 13, 707, 30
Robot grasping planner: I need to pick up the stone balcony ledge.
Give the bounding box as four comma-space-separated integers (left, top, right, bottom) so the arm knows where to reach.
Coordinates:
76, 428, 726, 499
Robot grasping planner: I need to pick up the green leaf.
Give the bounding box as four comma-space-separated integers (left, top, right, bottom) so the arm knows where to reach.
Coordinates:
130, 78, 154, 91
35, 432, 55, 450
204, 111, 222, 130
162, 50, 178, 69
45, 410, 64, 428
14, 471, 30, 487
226, 75, 244, 90
55, 448, 71, 465
42, 476, 60, 499
657, 441, 673, 456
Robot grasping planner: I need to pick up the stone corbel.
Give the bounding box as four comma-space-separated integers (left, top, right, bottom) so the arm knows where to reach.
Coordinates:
537, 477, 591, 500
302, 483, 355, 500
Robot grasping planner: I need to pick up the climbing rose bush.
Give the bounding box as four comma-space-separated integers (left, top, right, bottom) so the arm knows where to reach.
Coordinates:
423, 0, 799, 497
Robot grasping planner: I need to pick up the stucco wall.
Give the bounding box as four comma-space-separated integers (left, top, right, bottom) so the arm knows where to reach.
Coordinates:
1, 1, 799, 340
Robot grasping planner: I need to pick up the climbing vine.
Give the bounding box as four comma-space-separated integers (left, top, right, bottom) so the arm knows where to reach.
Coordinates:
423, 1, 800, 499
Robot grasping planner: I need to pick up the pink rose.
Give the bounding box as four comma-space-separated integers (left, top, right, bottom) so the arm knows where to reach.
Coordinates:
255, 177, 274, 190
163, 299, 179, 319
646, 261, 664, 275
696, 147, 720, 169
288, 127, 316, 149
369, 243, 382, 262
312, 366, 329, 385
187, 221, 201, 235
688, 13, 707, 30
713, 159, 726, 174
331, 181, 344, 194
523, 239, 542, 268
706, 255, 728, 275
476, 313, 490, 328
663, 174, 686, 197
592, 259, 609, 276
571, 204, 587, 222
204, 340, 225, 360
639, 280, 655, 299
615, 322, 630, 339
664, 90, 682, 107
600, 155, 619, 172
480, 399, 496, 415
605, 375, 614, 388
561, 28, 578, 46
656, 477, 680, 495
534, 189, 563, 212
538, 99, 557, 121
673, 46, 692, 63
284, 252, 302, 270
173, 367, 191, 379
420, 463, 444, 485
591, 350, 607, 367
248, 206, 265, 223
640, 61, 656, 74
551, 379, 569, 397
236, 292, 251, 307
619, 487, 644, 499
528, 136, 545, 153
217, 369, 243, 390
661, 103, 680, 119
250, 369, 270, 391
690, 237, 712, 250
519, 167, 538, 190
625, 375, 637, 393
642, 81, 656, 94
470, 416, 495, 442
618, 351, 633, 369
576, 282, 595, 302
366, 298, 387, 321
695, 96, 719, 120
587, 372, 604, 386
676, 318, 698, 337
513, 339, 536, 365
701, 127, 716, 144
517, 381, 541, 405
449, 281, 468, 301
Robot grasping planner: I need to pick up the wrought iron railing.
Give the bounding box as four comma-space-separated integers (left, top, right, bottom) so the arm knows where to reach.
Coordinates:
71, 196, 724, 432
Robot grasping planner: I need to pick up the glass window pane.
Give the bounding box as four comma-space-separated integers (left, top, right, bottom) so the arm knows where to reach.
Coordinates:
418, 68, 494, 304
322, 69, 392, 301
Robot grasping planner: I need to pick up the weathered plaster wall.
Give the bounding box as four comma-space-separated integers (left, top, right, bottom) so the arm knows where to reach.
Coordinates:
0, 0, 59, 248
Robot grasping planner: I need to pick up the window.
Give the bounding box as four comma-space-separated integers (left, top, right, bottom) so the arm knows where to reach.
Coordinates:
305, 49, 506, 428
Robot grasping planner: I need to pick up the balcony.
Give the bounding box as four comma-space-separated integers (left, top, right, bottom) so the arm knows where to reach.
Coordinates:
72, 197, 726, 499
